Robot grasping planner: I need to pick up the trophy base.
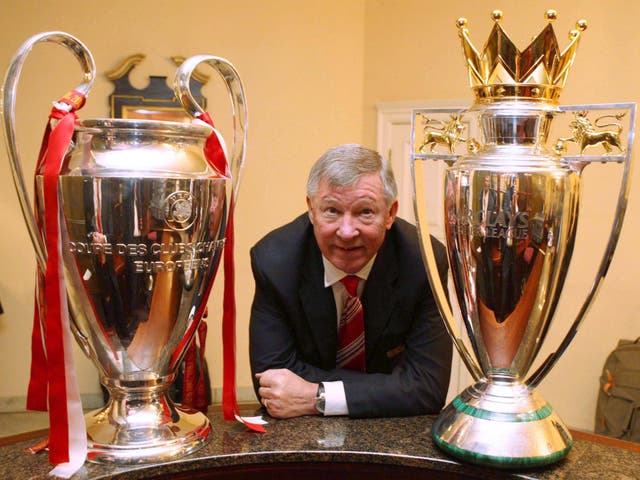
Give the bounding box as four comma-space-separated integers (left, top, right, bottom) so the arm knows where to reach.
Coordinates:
432, 379, 573, 469
85, 393, 211, 465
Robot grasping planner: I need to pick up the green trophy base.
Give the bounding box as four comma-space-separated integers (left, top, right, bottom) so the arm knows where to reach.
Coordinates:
432, 379, 573, 469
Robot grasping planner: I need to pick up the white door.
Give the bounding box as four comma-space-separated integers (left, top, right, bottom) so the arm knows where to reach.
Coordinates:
376, 99, 473, 404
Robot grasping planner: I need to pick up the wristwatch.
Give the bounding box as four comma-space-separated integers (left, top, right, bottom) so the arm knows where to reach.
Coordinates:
315, 382, 326, 414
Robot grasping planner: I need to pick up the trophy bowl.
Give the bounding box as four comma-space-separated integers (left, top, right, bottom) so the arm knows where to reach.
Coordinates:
411, 11, 635, 468
2, 32, 247, 466
54, 118, 224, 464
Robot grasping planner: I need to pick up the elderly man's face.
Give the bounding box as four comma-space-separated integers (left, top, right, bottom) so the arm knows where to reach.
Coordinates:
307, 173, 398, 274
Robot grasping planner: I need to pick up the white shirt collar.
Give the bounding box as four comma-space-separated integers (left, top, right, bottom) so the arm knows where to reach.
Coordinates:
322, 255, 376, 288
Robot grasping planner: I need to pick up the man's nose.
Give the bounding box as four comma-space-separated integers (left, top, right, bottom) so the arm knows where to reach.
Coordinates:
337, 215, 359, 239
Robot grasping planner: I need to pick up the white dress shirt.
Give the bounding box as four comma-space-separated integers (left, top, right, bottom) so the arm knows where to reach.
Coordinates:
319, 255, 376, 416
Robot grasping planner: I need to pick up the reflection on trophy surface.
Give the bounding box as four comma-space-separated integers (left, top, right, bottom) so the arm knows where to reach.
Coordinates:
61, 167, 225, 460
2, 32, 247, 467
51, 143, 226, 461
411, 10, 635, 468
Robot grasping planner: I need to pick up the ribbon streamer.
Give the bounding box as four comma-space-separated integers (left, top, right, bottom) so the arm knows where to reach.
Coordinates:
27, 91, 88, 477
197, 112, 265, 433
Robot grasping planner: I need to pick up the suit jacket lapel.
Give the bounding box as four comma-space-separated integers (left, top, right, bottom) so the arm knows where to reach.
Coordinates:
299, 239, 338, 368
362, 234, 398, 355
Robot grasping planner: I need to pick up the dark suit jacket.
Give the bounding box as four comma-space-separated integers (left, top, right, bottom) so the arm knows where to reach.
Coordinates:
249, 213, 452, 417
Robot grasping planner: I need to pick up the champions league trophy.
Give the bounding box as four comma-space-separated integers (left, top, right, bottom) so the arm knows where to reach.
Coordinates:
2, 33, 246, 466
411, 11, 635, 468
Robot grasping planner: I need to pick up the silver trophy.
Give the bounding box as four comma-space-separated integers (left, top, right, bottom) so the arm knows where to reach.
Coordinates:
411, 11, 635, 468
2, 32, 247, 464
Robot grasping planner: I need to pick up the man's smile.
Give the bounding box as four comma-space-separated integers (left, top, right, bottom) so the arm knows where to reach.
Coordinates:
335, 245, 363, 252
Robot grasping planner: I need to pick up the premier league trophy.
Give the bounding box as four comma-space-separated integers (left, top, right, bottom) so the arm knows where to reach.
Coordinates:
411, 11, 635, 468
2, 32, 246, 466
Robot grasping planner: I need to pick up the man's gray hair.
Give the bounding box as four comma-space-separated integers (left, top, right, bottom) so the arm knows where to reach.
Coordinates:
306, 144, 398, 205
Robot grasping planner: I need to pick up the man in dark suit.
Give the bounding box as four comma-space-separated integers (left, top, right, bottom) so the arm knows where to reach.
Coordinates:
249, 144, 451, 419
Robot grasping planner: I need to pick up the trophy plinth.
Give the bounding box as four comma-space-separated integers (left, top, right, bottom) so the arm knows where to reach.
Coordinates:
86, 379, 211, 464
433, 378, 572, 467
411, 10, 635, 468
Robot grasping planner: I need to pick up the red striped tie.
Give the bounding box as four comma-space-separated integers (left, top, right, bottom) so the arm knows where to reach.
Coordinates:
336, 275, 366, 371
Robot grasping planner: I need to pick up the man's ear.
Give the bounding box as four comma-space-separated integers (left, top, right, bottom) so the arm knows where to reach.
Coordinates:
306, 196, 315, 224
385, 200, 399, 229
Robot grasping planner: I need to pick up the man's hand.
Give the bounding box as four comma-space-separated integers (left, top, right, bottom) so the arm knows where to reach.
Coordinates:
256, 368, 319, 419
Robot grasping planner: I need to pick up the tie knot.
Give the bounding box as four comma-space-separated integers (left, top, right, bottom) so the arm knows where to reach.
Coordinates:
340, 275, 360, 297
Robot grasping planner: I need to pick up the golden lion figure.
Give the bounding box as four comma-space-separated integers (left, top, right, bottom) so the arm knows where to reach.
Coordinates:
418, 113, 476, 154
555, 111, 626, 155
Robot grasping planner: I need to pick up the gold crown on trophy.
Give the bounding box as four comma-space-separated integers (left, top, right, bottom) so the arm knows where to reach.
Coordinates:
457, 10, 587, 103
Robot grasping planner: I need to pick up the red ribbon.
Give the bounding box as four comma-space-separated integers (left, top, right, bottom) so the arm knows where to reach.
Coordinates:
26, 276, 47, 412
182, 319, 208, 413
182, 340, 197, 410
194, 319, 209, 410
197, 113, 265, 433
27, 90, 87, 467
199, 111, 230, 177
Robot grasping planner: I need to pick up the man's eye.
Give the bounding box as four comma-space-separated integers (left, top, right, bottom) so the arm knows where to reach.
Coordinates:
361, 208, 374, 216
325, 207, 339, 215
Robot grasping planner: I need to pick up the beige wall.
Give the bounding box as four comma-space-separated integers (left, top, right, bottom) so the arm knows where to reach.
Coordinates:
0, 0, 638, 433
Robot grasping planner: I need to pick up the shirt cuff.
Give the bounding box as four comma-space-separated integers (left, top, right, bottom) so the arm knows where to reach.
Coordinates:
322, 381, 349, 416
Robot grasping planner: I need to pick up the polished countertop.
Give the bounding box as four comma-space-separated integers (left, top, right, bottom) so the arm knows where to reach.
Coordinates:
1, 409, 638, 480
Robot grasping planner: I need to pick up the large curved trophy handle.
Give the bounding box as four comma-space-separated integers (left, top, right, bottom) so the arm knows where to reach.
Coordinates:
1, 31, 96, 270
527, 102, 637, 387
173, 55, 247, 204
411, 133, 483, 382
